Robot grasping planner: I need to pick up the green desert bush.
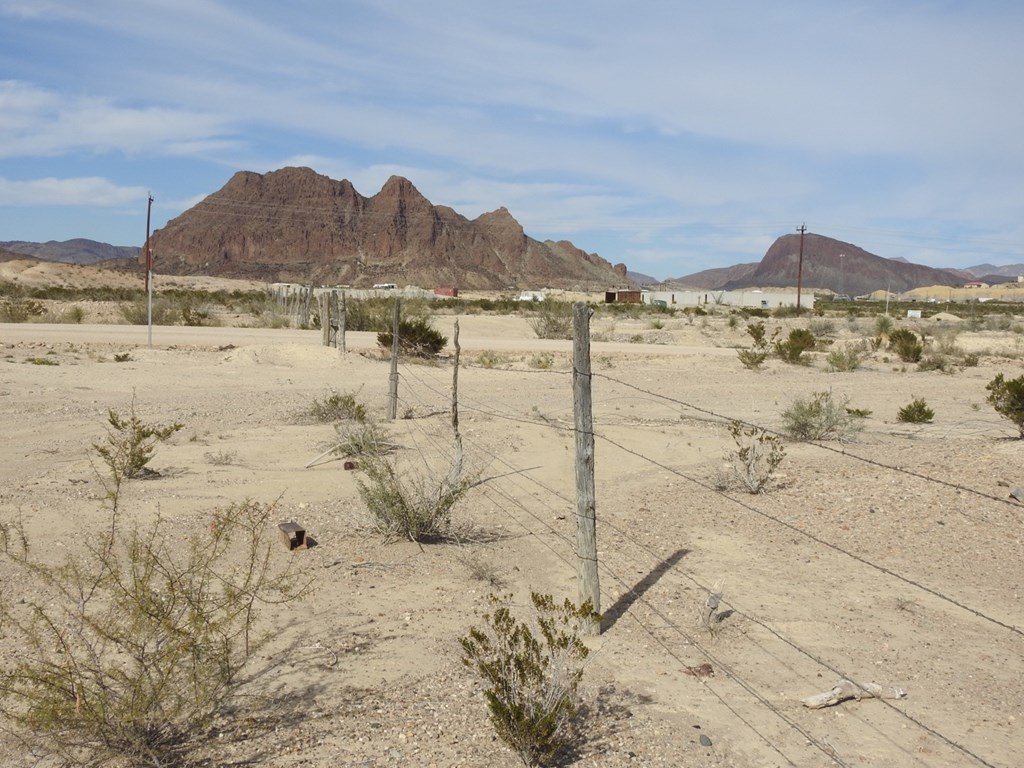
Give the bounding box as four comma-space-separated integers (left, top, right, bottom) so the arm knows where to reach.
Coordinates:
378, 317, 448, 357
781, 390, 862, 442
888, 328, 924, 362
986, 372, 1024, 438
897, 397, 935, 424
460, 592, 593, 767
93, 399, 183, 480
774, 327, 817, 364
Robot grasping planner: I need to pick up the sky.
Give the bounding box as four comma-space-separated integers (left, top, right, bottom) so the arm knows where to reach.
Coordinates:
1, 1, 1023, 279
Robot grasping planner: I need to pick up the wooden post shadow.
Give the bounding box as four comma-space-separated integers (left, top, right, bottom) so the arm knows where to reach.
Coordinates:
601, 548, 690, 632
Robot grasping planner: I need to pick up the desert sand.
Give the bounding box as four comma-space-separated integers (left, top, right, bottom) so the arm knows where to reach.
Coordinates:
1, 301, 1023, 767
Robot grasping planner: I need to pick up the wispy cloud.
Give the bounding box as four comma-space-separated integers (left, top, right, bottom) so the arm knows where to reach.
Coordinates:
1, 1, 1023, 273
0, 175, 149, 206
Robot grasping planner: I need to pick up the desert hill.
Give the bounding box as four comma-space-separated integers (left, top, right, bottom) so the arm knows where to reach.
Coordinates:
674, 233, 969, 294
148, 167, 629, 290
0, 238, 138, 265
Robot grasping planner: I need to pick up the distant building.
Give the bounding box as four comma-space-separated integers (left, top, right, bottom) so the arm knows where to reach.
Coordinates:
641, 289, 813, 310
964, 281, 989, 289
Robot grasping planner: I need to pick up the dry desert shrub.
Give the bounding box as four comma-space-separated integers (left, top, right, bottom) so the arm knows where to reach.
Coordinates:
781, 390, 863, 442
460, 593, 593, 767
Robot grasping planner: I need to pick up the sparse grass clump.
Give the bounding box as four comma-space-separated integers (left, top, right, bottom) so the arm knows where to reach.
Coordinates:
781, 390, 862, 442
477, 349, 507, 369
27, 356, 59, 365
529, 352, 555, 369
460, 592, 593, 767
897, 397, 935, 424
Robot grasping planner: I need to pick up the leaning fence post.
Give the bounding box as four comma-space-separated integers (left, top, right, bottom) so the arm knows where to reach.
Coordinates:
573, 301, 601, 635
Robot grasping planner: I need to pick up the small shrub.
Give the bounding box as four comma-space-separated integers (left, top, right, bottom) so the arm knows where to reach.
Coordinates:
529, 352, 555, 369
917, 354, 949, 372
301, 390, 368, 423
527, 302, 573, 340
648, 319, 665, 330
897, 397, 935, 424
204, 449, 240, 465
737, 346, 769, 370
721, 421, 785, 493
960, 352, 980, 367
27, 356, 59, 365
826, 343, 865, 372
93, 399, 183, 480
356, 455, 470, 543
874, 314, 894, 336
781, 390, 862, 442
808, 318, 835, 337
460, 592, 593, 767
986, 372, 1024, 438
113, 352, 132, 363
478, 350, 506, 369
774, 327, 816, 364
888, 328, 923, 362
66, 304, 87, 323
378, 317, 448, 357
330, 420, 392, 460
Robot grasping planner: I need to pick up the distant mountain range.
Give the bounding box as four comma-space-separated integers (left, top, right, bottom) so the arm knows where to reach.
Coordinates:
4, 176, 1022, 294
0, 239, 138, 265
147, 167, 627, 290
669, 233, 1019, 295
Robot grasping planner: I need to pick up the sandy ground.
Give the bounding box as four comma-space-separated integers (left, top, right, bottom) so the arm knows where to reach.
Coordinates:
1, 305, 1023, 767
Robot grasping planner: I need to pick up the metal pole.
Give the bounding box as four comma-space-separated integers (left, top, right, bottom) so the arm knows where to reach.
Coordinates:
796, 223, 806, 315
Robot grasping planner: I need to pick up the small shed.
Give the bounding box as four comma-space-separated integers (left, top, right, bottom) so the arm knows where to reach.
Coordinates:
605, 290, 642, 304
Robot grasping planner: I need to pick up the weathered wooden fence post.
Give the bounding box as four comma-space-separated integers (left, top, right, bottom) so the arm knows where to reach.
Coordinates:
573, 301, 601, 635
319, 290, 331, 346
338, 290, 346, 353
387, 298, 400, 419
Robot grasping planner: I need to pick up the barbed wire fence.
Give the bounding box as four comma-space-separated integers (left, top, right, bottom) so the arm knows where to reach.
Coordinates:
374, 303, 1019, 768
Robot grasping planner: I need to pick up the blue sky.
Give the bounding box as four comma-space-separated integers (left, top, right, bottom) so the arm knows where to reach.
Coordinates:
2, 1, 1023, 279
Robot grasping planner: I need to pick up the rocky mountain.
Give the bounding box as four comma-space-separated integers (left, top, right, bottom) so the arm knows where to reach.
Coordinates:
149, 167, 628, 290
0, 239, 138, 265
965, 263, 1024, 282
673, 233, 969, 295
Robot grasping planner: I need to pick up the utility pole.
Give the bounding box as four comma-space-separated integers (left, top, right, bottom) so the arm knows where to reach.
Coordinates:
796, 223, 806, 315
144, 194, 154, 348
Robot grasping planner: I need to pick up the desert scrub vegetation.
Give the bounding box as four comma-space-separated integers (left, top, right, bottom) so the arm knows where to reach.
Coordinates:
736, 320, 771, 370
460, 592, 594, 766
781, 389, 863, 442
476, 349, 508, 368
377, 317, 448, 358
986, 372, 1024, 437
355, 453, 472, 543
93, 398, 183, 480
717, 421, 786, 493
0, 499, 306, 768
299, 389, 368, 424
888, 327, 924, 363
826, 342, 867, 372
527, 300, 573, 340
774, 327, 817, 364
0, 406, 306, 768
897, 397, 935, 424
